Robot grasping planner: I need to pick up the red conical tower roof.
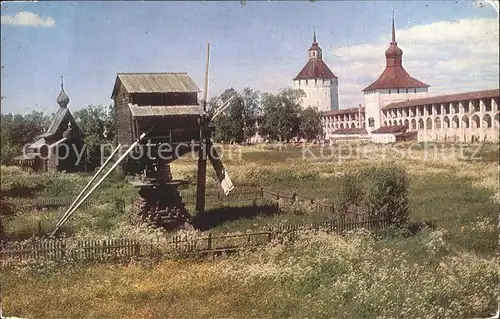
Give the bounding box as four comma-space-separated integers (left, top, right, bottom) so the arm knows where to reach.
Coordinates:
294, 31, 337, 80
363, 13, 429, 92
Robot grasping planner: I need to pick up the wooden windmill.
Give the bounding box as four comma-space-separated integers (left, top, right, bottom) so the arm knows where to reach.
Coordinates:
51, 43, 235, 236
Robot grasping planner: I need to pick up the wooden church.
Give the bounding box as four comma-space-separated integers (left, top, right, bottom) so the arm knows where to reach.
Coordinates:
14, 77, 86, 172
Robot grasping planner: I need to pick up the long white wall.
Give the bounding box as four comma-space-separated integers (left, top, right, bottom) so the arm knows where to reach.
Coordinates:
382, 97, 499, 143
322, 111, 365, 139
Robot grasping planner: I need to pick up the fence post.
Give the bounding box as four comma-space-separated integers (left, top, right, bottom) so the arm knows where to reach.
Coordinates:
292, 193, 297, 203
330, 204, 334, 214
207, 232, 212, 250
115, 198, 125, 213
260, 187, 264, 199
102, 240, 107, 261
60, 239, 66, 260
276, 191, 280, 201
134, 240, 140, 257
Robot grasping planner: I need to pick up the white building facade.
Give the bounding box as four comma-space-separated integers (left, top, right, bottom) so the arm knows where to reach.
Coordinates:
321, 16, 500, 144
382, 90, 499, 142
293, 32, 339, 112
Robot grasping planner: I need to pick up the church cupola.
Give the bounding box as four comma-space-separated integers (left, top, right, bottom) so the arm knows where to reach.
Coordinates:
308, 30, 323, 60
385, 12, 403, 67
56, 75, 70, 108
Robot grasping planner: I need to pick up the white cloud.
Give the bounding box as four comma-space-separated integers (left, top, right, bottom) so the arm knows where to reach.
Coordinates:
332, 18, 499, 107
1, 11, 55, 28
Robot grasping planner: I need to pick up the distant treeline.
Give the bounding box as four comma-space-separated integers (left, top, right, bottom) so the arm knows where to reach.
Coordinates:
1, 87, 323, 165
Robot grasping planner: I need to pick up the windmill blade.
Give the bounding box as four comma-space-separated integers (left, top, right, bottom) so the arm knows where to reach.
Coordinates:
207, 140, 234, 195
209, 95, 237, 122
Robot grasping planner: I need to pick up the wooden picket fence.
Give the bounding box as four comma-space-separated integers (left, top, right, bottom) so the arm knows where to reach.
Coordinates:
181, 186, 263, 204
2, 197, 116, 211
0, 214, 388, 266
3, 186, 334, 215
1, 186, 392, 266
260, 188, 336, 215
4, 186, 263, 211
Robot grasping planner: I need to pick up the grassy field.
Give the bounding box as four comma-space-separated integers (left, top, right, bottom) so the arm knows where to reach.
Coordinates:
1, 142, 498, 318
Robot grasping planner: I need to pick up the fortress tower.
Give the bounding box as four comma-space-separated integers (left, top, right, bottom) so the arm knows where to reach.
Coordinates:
363, 13, 430, 131
293, 31, 339, 112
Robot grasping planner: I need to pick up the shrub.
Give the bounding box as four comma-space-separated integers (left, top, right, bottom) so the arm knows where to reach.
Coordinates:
337, 172, 363, 214
364, 163, 409, 227
42, 172, 88, 198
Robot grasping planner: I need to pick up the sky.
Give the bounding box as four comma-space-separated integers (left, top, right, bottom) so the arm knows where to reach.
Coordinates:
1, 0, 498, 115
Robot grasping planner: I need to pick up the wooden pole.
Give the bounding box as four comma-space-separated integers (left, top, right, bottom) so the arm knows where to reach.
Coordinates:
51, 134, 146, 237
55, 143, 122, 229
196, 43, 210, 213
203, 43, 210, 111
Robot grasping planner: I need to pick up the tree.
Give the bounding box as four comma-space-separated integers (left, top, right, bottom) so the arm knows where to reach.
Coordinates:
259, 88, 305, 142
74, 104, 115, 168
211, 88, 240, 143
299, 107, 323, 141
210, 88, 261, 143
241, 88, 261, 142
364, 164, 410, 227
0, 111, 51, 164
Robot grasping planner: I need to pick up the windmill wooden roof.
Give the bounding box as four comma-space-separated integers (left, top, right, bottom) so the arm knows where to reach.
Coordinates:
128, 104, 203, 117
111, 73, 201, 98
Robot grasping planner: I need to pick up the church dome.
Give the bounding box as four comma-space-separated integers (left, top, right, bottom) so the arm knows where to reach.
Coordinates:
57, 76, 70, 108
57, 89, 70, 107
385, 43, 403, 58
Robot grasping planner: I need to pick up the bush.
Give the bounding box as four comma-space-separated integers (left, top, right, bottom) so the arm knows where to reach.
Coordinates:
1, 166, 48, 197
41, 172, 88, 198
364, 163, 409, 227
337, 172, 363, 214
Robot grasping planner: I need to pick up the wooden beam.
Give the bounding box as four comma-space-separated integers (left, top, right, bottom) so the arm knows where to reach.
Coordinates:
196, 43, 211, 213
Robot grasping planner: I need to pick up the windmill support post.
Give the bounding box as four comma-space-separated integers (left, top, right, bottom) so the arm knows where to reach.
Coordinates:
196, 42, 211, 213
51, 133, 147, 237
55, 143, 122, 229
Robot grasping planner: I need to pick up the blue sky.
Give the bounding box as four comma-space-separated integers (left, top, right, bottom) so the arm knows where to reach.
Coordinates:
1, 1, 498, 114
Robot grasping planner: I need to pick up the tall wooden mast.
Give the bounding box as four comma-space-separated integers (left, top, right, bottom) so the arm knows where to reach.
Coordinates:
196, 43, 211, 213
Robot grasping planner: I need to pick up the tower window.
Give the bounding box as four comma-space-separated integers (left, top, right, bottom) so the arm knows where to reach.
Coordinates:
389, 90, 391, 94
406, 88, 408, 93
414, 88, 417, 93
397, 89, 400, 94
315, 79, 317, 84
306, 80, 308, 85
368, 117, 375, 128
